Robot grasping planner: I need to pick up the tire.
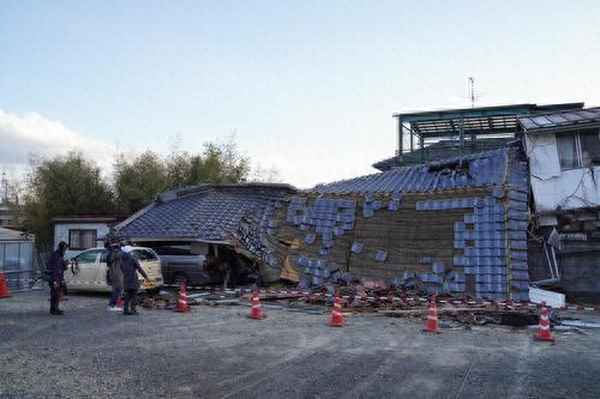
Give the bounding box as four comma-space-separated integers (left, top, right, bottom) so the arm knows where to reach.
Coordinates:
144, 287, 160, 295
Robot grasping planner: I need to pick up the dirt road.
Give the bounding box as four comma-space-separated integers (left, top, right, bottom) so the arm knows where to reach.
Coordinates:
1, 291, 599, 398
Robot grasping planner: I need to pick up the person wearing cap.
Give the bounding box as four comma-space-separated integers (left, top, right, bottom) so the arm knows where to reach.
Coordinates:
106, 242, 124, 311
47, 241, 68, 315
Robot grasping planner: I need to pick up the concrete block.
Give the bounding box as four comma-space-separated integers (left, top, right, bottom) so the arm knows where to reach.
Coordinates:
508, 209, 528, 221
432, 261, 445, 274
512, 271, 529, 281
374, 250, 387, 262
511, 251, 528, 261
508, 221, 528, 231
510, 240, 527, 250
511, 261, 528, 270
304, 233, 316, 245
509, 231, 527, 240
453, 256, 467, 266
508, 190, 528, 202
351, 241, 364, 254
388, 198, 400, 211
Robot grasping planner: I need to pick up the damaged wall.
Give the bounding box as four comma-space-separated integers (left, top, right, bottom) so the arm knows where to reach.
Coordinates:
525, 132, 600, 213
529, 211, 600, 302
522, 117, 600, 302
263, 146, 530, 301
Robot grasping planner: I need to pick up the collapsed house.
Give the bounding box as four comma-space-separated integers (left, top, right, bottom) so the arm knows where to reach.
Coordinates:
520, 107, 600, 301
111, 103, 600, 303
113, 183, 297, 285
256, 103, 584, 301
269, 145, 530, 300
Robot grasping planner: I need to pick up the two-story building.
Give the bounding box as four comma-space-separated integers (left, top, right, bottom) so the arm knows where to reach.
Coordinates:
520, 107, 600, 301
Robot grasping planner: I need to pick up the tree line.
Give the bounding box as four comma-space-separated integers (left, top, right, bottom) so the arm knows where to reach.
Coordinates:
12, 138, 277, 252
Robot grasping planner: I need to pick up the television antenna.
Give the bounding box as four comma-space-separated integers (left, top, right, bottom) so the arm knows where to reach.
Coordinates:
468, 77, 475, 108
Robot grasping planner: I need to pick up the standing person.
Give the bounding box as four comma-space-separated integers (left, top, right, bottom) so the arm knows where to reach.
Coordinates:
117, 250, 149, 315
106, 242, 124, 312
47, 241, 68, 315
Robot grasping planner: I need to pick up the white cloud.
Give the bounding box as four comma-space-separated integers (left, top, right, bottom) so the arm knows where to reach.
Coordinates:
0, 109, 116, 172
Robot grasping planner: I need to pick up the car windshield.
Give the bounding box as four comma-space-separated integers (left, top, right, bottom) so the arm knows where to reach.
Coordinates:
154, 246, 192, 256
76, 250, 101, 264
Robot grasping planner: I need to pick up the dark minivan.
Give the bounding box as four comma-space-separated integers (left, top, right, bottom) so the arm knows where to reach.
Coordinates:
151, 245, 214, 286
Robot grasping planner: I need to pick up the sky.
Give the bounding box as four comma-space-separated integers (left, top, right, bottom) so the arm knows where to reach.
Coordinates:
1, 1, 599, 188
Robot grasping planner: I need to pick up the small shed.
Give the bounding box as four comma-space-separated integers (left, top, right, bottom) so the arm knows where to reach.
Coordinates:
0, 227, 34, 292
52, 216, 124, 258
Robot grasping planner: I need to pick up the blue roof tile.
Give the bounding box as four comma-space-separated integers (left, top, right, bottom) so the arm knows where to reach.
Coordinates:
312, 148, 512, 195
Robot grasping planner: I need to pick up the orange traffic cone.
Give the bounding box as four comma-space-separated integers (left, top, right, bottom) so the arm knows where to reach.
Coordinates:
329, 295, 345, 327
176, 281, 190, 313
423, 295, 440, 333
249, 291, 265, 320
534, 302, 555, 342
0, 272, 10, 298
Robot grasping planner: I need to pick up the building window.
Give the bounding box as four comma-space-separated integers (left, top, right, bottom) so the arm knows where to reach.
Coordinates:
556, 128, 600, 171
68, 229, 97, 250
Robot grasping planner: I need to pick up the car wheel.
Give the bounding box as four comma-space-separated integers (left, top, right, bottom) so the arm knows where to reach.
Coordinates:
145, 287, 160, 295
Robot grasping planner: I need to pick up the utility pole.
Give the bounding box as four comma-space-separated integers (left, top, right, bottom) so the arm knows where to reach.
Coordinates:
1, 171, 7, 204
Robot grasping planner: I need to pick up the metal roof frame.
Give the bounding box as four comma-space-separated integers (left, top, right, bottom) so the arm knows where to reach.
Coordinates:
394, 103, 584, 139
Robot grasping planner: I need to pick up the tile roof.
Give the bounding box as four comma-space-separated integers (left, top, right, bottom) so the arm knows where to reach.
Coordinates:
519, 107, 600, 133
115, 184, 296, 242
312, 147, 512, 195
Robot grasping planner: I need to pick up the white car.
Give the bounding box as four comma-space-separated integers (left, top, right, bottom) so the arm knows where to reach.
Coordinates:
64, 246, 164, 292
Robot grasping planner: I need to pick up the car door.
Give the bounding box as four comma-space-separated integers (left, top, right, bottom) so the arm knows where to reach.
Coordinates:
97, 250, 112, 292
63, 256, 81, 289
72, 249, 103, 291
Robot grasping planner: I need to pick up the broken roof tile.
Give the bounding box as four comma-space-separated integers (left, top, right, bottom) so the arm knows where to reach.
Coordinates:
312, 148, 513, 195
115, 184, 296, 241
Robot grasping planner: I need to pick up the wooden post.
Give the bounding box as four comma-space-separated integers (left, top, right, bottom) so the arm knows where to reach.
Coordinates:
459, 117, 465, 158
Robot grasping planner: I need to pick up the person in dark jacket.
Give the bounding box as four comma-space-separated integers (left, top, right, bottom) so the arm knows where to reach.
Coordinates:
47, 241, 68, 315
116, 250, 149, 315
105, 242, 124, 311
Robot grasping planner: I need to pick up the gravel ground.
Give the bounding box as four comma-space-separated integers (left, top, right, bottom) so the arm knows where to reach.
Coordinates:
1, 290, 600, 399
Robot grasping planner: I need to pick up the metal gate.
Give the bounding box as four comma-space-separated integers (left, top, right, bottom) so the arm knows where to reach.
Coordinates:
0, 240, 34, 292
